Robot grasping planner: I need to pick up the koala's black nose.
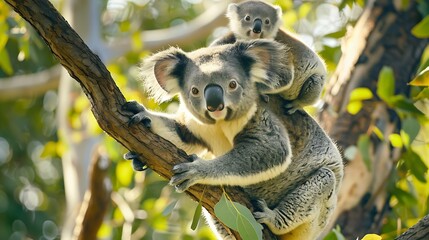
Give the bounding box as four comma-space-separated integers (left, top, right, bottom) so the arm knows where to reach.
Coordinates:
253, 18, 262, 33
204, 84, 224, 112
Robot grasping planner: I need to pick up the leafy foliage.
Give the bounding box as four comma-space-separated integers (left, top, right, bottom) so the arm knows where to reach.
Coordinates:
214, 193, 263, 240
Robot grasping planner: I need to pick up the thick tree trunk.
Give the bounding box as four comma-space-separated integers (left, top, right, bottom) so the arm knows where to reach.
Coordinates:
320, 0, 428, 238
396, 214, 429, 240
4, 0, 275, 239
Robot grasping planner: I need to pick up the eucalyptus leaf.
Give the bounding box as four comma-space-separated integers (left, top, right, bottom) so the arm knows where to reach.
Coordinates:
377, 66, 395, 103
404, 150, 428, 183
162, 200, 177, 216
411, 15, 429, 38
214, 193, 263, 240
409, 66, 429, 86
415, 87, 429, 100
191, 201, 202, 230
401, 118, 420, 145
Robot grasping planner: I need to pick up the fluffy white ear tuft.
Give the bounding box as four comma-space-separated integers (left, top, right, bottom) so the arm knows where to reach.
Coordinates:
275, 5, 283, 19
235, 40, 292, 93
139, 47, 188, 102
226, 3, 238, 18
271, 5, 284, 36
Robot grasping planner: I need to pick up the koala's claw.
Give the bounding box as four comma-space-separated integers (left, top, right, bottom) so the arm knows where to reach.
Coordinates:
260, 94, 270, 103
129, 113, 152, 128
123, 151, 148, 171
188, 154, 199, 162
284, 101, 303, 115
122, 101, 145, 114
122, 101, 152, 128
253, 199, 275, 224
170, 162, 199, 191
174, 180, 192, 193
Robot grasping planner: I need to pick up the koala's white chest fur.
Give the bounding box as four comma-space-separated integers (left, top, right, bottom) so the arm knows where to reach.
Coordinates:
180, 104, 257, 157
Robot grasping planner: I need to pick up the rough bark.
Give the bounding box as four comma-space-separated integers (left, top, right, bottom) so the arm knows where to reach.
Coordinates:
396, 214, 429, 240
320, 0, 428, 238
4, 0, 274, 239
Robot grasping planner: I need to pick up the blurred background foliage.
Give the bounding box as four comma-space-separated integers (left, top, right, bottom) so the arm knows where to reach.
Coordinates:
0, 0, 428, 239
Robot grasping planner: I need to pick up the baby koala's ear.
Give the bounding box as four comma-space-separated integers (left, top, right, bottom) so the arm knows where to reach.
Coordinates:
232, 39, 292, 94
226, 3, 239, 18
140, 47, 189, 102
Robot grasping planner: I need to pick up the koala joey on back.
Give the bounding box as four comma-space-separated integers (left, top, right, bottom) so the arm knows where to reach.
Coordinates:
211, 0, 327, 114
123, 39, 343, 240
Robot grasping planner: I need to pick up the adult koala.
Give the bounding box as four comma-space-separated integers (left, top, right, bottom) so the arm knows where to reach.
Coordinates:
123, 39, 343, 240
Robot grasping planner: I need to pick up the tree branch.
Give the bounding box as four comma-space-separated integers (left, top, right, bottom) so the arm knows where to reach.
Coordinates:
4, 0, 274, 239
73, 147, 111, 240
0, 65, 61, 100
396, 214, 429, 240
104, 1, 232, 59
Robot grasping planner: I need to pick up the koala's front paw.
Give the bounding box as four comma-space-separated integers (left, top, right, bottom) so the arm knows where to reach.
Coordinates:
123, 151, 148, 171
284, 101, 303, 114
253, 199, 276, 226
169, 158, 203, 192
122, 101, 152, 128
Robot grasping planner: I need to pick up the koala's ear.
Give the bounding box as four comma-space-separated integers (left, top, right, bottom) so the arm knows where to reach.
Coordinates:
273, 5, 284, 31
274, 5, 283, 19
234, 40, 291, 93
226, 3, 238, 17
140, 47, 189, 102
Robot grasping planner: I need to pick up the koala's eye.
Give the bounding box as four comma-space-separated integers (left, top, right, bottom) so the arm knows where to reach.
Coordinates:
191, 87, 199, 96
229, 80, 237, 90
244, 15, 251, 21
265, 19, 270, 24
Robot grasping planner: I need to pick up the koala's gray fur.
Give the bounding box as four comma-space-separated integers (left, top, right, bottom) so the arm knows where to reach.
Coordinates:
211, 0, 327, 114
123, 40, 343, 240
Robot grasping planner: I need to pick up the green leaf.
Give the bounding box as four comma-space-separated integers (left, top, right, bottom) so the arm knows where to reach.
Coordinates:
40, 141, 57, 158
390, 95, 424, 115
401, 118, 420, 145
404, 150, 428, 183
347, 100, 362, 115
162, 200, 177, 216
325, 29, 347, 39
391, 187, 418, 206
0, 48, 13, 75
362, 234, 382, 240
389, 133, 403, 148
191, 201, 202, 230
409, 66, 429, 86
115, 161, 134, 186
377, 66, 395, 102
323, 225, 346, 240
415, 87, 429, 100
411, 15, 429, 38
214, 194, 263, 240
349, 87, 374, 101
358, 135, 372, 171
347, 88, 374, 115
298, 3, 312, 18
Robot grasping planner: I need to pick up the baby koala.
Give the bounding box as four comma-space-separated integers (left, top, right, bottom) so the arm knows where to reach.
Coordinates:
211, 0, 327, 113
